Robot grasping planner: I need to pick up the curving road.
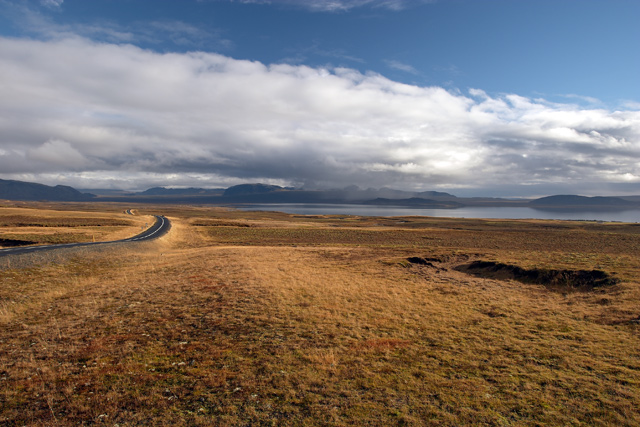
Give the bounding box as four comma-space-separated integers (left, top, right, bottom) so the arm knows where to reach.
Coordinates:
0, 215, 170, 259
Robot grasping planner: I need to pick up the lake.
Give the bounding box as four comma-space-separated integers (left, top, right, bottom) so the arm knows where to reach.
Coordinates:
238, 203, 640, 223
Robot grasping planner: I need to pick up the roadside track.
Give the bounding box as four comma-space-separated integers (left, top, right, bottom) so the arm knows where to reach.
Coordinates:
0, 215, 170, 259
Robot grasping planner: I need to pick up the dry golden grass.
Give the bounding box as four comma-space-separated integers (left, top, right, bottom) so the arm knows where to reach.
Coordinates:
0, 204, 639, 426
0, 204, 153, 247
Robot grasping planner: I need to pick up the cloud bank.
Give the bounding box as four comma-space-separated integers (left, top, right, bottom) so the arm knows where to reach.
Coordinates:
1, 36, 639, 195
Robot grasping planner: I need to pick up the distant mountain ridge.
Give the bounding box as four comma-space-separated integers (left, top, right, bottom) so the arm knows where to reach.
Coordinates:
139, 187, 224, 196
362, 197, 463, 208
221, 184, 459, 202
2, 178, 640, 210
529, 195, 636, 208
0, 179, 95, 201
223, 183, 288, 197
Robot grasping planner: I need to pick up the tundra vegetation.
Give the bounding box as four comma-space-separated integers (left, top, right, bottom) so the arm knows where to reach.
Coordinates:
0, 202, 639, 426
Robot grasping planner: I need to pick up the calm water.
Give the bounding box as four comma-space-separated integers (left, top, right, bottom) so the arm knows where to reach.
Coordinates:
238, 203, 640, 223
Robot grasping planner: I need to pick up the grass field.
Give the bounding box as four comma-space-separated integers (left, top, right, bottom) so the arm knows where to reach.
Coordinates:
1, 203, 639, 426
0, 202, 152, 247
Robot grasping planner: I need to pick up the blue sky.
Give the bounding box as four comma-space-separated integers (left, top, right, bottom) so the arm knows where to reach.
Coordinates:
1, 0, 639, 196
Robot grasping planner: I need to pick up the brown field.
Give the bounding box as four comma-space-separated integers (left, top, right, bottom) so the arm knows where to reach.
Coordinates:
1, 203, 639, 426
0, 202, 152, 248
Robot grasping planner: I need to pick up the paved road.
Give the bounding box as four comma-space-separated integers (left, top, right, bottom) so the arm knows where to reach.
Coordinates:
0, 215, 170, 258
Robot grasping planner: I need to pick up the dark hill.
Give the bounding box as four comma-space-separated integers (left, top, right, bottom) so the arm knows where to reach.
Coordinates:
323, 186, 458, 202
223, 184, 285, 197
417, 190, 458, 200
530, 195, 637, 208
0, 179, 95, 201
362, 197, 463, 208
619, 195, 640, 203
139, 187, 224, 196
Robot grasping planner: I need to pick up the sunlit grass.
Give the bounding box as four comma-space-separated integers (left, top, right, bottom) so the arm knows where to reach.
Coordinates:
0, 204, 152, 247
1, 203, 639, 426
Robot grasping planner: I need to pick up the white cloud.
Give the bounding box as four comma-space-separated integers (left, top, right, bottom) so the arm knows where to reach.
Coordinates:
622, 100, 640, 110
27, 139, 89, 170
0, 36, 639, 195
240, 0, 432, 12
40, 0, 63, 8
282, 42, 365, 65
558, 93, 602, 105
3, 2, 231, 50
385, 60, 419, 75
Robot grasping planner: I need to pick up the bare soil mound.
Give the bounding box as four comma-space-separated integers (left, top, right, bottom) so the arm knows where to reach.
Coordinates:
406, 256, 440, 267
0, 238, 36, 248
459, 260, 619, 290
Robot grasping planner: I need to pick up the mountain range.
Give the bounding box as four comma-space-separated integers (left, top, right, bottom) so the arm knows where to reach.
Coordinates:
2, 179, 640, 210
0, 179, 96, 201
529, 195, 636, 208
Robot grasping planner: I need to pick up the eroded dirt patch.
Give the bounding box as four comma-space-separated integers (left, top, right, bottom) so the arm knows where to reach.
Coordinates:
0, 238, 36, 247
406, 256, 440, 267
458, 260, 619, 290
191, 219, 253, 227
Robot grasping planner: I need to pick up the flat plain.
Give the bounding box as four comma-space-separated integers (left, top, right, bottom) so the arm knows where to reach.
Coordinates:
1, 202, 639, 426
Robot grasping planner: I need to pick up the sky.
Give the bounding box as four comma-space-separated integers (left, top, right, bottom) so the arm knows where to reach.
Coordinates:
0, 0, 639, 197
